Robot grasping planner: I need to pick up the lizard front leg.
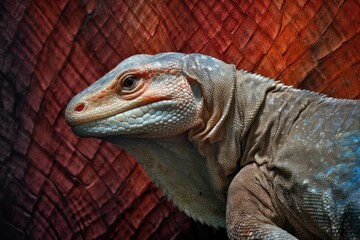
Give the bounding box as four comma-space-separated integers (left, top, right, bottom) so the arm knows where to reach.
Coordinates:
226, 163, 296, 240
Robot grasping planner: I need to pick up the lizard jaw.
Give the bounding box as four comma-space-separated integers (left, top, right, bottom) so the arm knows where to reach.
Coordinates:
71, 100, 189, 138
65, 92, 171, 127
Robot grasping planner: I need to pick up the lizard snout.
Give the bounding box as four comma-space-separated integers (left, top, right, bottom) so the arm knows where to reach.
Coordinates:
65, 98, 87, 126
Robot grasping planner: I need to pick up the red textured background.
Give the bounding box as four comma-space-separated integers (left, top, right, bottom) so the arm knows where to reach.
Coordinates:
0, 0, 359, 239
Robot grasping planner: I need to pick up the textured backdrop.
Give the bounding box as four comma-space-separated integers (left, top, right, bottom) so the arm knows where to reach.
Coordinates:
0, 0, 359, 239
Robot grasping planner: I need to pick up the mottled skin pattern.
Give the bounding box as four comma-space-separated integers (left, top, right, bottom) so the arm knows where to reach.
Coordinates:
66, 53, 360, 239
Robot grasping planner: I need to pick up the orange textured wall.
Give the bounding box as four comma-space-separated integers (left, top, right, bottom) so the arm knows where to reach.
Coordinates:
0, 0, 359, 239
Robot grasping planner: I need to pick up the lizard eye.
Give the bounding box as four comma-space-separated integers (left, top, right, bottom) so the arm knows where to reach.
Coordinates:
122, 75, 138, 90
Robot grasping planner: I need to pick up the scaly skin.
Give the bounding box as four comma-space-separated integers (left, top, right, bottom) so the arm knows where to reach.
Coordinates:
66, 53, 360, 239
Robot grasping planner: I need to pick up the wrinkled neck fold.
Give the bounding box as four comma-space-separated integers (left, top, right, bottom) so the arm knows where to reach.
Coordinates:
188, 68, 277, 198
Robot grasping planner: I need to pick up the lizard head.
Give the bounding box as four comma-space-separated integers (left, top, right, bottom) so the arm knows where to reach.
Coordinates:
65, 53, 203, 138
65, 53, 237, 228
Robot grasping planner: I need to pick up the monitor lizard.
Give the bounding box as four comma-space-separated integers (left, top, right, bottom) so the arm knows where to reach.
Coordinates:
66, 53, 359, 239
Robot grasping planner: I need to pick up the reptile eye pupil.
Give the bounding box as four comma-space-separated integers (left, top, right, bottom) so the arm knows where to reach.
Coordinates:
123, 77, 136, 88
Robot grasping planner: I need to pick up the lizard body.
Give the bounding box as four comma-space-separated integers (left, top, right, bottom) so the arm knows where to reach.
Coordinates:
66, 53, 360, 239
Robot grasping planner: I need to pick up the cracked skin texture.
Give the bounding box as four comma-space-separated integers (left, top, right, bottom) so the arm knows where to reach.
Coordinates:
1, 0, 360, 239
66, 53, 360, 239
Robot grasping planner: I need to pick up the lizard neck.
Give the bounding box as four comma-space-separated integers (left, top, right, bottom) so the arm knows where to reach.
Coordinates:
186, 70, 320, 200
237, 71, 324, 168
107, 134, 226, 228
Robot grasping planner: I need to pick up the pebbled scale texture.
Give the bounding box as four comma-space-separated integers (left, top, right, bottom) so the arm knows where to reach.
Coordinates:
0, 0, 359, 239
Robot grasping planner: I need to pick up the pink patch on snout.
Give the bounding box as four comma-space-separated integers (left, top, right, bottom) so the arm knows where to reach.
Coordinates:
75, 103, 85, 112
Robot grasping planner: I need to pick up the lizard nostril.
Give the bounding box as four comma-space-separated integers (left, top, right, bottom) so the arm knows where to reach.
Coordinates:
75, 103, 85, 112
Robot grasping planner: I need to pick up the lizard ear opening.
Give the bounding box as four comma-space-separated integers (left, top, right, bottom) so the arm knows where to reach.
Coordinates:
190, 82, 202, 102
